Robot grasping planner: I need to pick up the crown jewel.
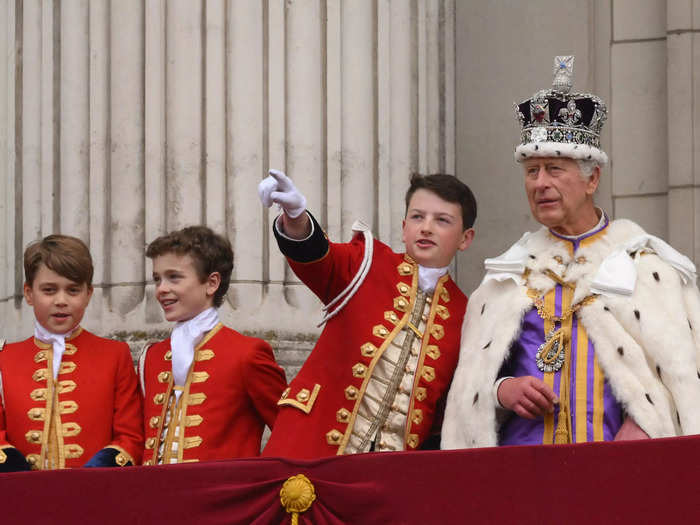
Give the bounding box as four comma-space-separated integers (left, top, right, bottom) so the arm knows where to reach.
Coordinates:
513, 56, 608, 165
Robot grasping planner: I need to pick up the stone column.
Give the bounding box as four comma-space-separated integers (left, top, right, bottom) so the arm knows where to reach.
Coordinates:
667, 1, 700, 263
0, 1, 456, 380
609, 0, 669, 239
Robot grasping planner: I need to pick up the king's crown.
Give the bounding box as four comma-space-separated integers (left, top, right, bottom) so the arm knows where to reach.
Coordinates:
514, 56, 607, 152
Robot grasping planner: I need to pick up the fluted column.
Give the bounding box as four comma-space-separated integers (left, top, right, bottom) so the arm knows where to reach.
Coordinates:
667, 1, 700, 263
0, 1, 457, 371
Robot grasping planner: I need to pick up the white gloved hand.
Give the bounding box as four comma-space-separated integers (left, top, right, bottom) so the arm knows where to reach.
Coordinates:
257, 169, 307, 219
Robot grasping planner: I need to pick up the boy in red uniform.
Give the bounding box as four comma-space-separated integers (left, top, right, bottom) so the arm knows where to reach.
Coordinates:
140, 226, 287, 465
0, 235, 143, 471
258, 170, 476, 458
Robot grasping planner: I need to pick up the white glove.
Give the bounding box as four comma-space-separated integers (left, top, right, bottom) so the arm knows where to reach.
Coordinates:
258, 169, 307, 219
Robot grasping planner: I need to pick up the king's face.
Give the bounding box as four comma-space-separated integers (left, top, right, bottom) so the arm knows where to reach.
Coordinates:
523, 157, 600, 236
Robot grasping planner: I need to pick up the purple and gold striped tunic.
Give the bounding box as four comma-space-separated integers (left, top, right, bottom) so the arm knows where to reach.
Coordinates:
499, 218, 623, 445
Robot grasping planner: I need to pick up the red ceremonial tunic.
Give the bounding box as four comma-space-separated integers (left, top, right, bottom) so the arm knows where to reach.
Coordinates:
263, 215, 468, 459
0, 328, 144, 469
140, 324, 287, 464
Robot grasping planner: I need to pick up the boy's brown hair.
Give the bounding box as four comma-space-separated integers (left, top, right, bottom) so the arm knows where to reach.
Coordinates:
24, 235, 94, 287
146, 226, 233, 308
404, 173, 477, 230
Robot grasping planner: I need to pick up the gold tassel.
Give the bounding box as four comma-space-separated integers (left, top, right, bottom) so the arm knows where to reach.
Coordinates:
554, 409, 569, 444
554, 323, 572, 445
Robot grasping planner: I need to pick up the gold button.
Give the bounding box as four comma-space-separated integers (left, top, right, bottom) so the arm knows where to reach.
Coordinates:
384, 311, 399, 324
397, 262, 413, 276
154, 393, 166, 404
336, 408, 351, 423
352, 363, 367, 378
436, 305, 450, 320
412, 409, 423, 425
145, 437, 156, 449
439, 288, 450, 303
361, 343, 377, 357
31, 431, 40, 441
373, 325, 390, 338
326, 429, 343, 445
296, 389, 310, 402
27, 455, 37, 465
426, 345, 441, 360
149, 416, 161, 428
394, 297, 408, 310
344, 386, 359, 400
430, 324, 445, 340
164, 351, 172, 361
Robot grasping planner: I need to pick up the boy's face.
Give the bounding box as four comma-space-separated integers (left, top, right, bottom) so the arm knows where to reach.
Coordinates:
24, 264, 93, 334
402, 188, 474, 268
152, 253, 220, 323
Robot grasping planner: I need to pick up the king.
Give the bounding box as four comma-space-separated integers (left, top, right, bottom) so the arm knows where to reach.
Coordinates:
442, 56, 700, 448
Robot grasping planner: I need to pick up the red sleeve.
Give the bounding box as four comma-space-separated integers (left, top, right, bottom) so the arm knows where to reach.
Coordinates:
107, 344, 144, 464
288, 238, 368, 305
243, 340, 287, 430
274, 211, 367, 305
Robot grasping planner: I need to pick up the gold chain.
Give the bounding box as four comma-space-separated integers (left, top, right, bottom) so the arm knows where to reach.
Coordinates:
528, 289, 597, 323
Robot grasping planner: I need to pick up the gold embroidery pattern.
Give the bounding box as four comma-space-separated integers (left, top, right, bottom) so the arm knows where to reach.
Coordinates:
344, 385, 359, 400
360, 342, 378, 357
430, 324, 445, 340
393, 296, 409, 312
411, 409, 423, 425
372, 325, 390, 338
278, 384, 321, 414
425, 345, 441, 360
58, 362, 76, 374
59, 400, 78, 414
326, 429, 343, 445
384, 311, 400, 325
351, 363, 367, 378
422, 366, 435, 382
336, 408, 351, 423
196, 349, 215, 361
57, 380, 76, 394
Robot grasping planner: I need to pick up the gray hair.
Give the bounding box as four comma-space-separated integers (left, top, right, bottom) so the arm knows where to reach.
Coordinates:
575, 159, 599, 179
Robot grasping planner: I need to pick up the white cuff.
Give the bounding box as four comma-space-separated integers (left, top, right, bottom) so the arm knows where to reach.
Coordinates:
493, 376, 513, 409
